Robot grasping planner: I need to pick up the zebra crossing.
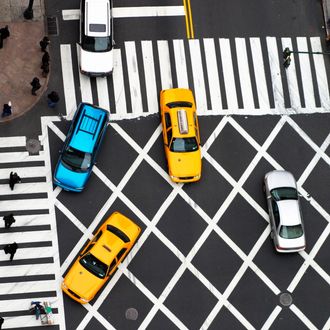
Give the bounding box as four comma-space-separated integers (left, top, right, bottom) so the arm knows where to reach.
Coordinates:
0, 136, 64, 328
60, 37, 330, 120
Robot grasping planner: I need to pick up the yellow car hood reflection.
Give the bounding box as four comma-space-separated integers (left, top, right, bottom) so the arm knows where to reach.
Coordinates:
168, 149, 201, 177
64, 261, 104, 300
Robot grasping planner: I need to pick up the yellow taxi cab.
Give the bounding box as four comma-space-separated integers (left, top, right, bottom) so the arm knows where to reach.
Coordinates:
61, 212, 141, 304
160, 88, 202, 183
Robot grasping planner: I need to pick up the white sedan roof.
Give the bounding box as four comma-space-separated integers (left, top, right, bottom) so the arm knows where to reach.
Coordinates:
266, 170, 296, 191
278, 200, 302, 226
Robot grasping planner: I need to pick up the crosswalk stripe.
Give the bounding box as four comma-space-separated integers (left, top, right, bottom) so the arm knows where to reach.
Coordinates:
77, 45, 93, 104
0, 248, 55, 262
113, 48, 127, 116
0, 315, 59, 328
125, 41, 143, 115
0, 297, 58, 312
112, 6, 185, 18
0, 167, 47, 180
189, 39, 207, 113
0, 182, 48, 195
173, 39, 189, 89
219, 38, 239, 110
0, 230, 51, 247
96, 77, 110, 112
62, 9, 79, 20
266, 37, 285, 110
1, 215, 51, 227
0, 280, 56, 295
0, 231, 51, 245
203, 38, 222, 111
0, 142, 62, 329
311, 37, 330, 109
297, 37, 315, 108
158, 40, 173, 90
235, 38, 254, 110
282, 38, 301, 110
59, 37, 330, 116
0, 198, 49, 212
0, 262, 55, 278
0, 137, 26, 148
60, 44, 77, 118
62, 6, 185, 20
142, 41, 158, 114
0, 152, 45, 164
249, 38, 270, 110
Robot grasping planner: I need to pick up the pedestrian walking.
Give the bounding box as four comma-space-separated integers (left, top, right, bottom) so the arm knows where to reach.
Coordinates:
9, 171, 21, 190
3, 214, 15, 228
47, 91, 60, 108
0, 25, 10, 39
283, 56, 291, 69
39, 36, 50, 52
30, 77, 41, 96
3, 214, 15, 229
41, 61, 49, 77
2, 101, 12, 117
4, 242, 18, 261
0, 316, 4, 329
42, 51, 50, 66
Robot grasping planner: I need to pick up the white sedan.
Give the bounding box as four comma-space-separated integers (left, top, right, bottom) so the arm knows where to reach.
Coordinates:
264, 170, 306, 253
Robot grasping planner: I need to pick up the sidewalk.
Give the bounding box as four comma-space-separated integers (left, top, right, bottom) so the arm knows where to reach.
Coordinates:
0, 0, 48, 123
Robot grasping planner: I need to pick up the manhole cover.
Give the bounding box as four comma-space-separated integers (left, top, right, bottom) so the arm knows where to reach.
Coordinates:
125, 308, 138, 320
279, 292, 293, 306
26, 139, 41, 154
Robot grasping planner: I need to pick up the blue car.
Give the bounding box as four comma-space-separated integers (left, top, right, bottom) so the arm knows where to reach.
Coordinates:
53, 103, 109, 192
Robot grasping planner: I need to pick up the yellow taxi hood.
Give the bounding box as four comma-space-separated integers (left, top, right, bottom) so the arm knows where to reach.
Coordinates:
64, 262, 103, 300
168, 149, 201, 177
161, 88, 194, 105
105, 212, 141, 242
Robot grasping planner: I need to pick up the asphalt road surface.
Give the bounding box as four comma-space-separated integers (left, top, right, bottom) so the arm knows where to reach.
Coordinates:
0, 0, 329, 329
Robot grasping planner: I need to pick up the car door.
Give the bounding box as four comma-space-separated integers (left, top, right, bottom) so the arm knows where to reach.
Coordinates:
193, 111, 200, 145
106, 258, 117, 277
267, 196, 276, 235
271, 199, 281, 246
110, 0, 114, 45
163, 112, 172, 154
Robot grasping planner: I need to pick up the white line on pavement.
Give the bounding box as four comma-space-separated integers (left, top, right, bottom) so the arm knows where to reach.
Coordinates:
62, 6, 185, 20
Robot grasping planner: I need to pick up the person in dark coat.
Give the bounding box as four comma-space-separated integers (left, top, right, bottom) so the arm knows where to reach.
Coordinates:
0, 316, 4, 329
30, 77, 41, 95
9, 172, 21, 190
41, 61, 49, 77
47, 91, 60, 108
3, 214, 15, 228
42, 51, 50, 65
39, 36, 50, 52
2, 101, 12, 117
0, 26, 10, 39
4, 242, 18, 261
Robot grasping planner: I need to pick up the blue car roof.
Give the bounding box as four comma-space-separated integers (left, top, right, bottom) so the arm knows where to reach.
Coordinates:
69, 104, 108, 153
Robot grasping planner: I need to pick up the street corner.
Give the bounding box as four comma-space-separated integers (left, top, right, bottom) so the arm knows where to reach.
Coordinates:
0, 19, 49, 122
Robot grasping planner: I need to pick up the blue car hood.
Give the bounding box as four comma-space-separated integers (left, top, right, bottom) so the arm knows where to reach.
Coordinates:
55, 161, 90, 190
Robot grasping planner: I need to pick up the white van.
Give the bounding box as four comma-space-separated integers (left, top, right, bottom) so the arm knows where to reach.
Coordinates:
79, 0, 114, 76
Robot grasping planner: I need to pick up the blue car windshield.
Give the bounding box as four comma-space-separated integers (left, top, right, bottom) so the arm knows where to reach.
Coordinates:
62, 146, 92, 172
